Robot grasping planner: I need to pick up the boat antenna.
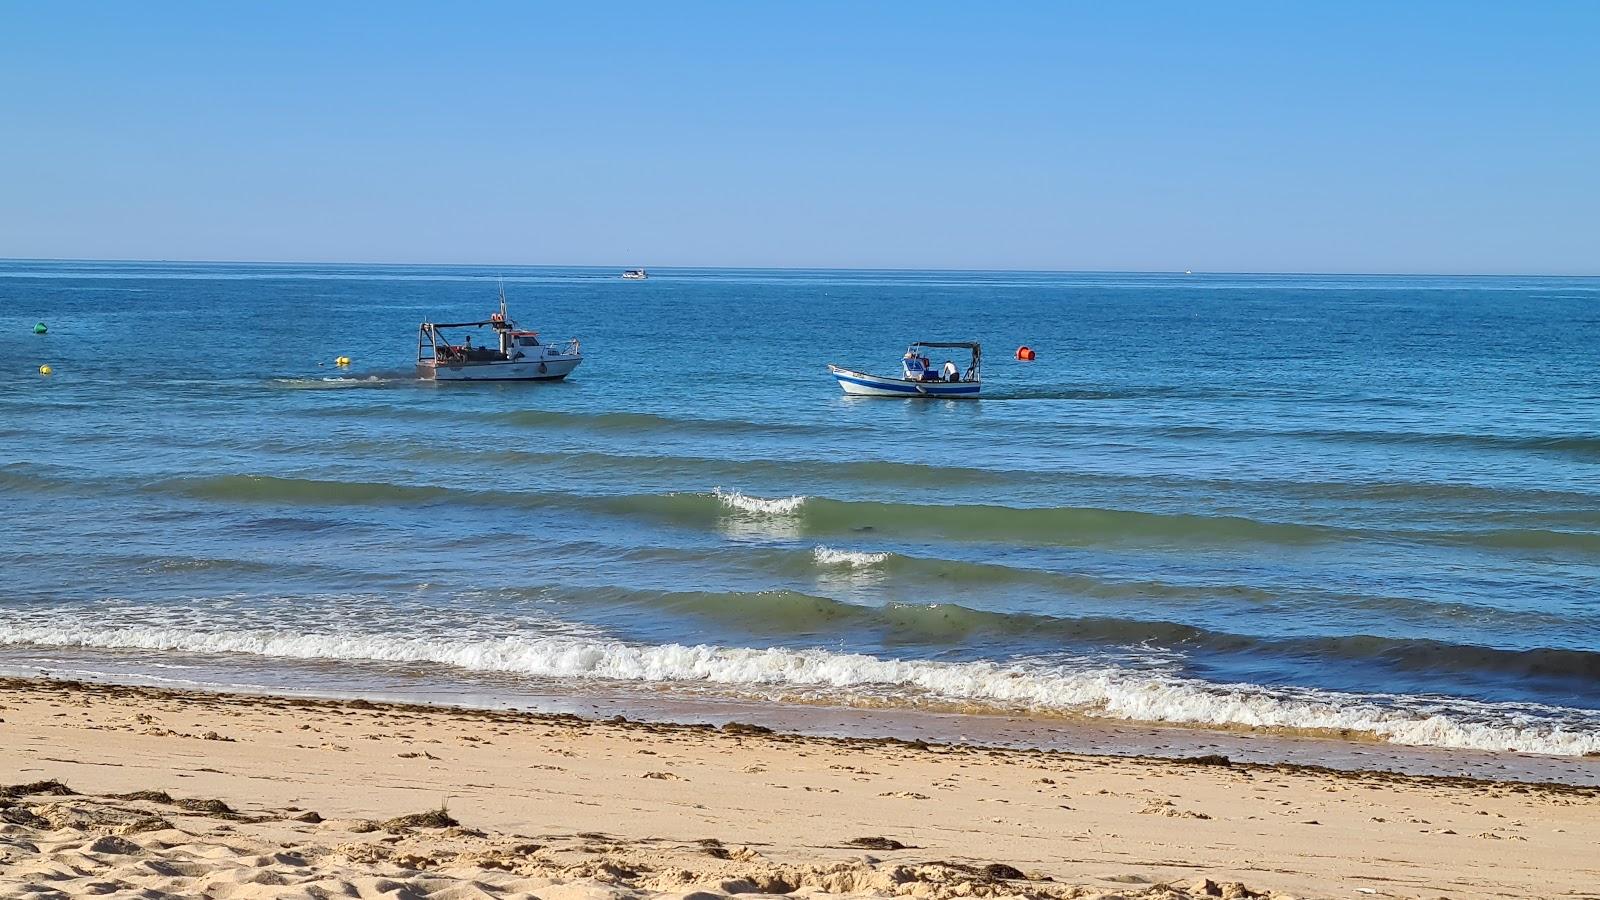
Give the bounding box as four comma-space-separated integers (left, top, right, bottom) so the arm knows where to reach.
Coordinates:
498, 277, 507, 320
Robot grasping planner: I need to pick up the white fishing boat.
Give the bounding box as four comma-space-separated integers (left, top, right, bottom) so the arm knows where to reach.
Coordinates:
621, 268, 648, 280
828, 342, 982, 398
416, 289, 582, 382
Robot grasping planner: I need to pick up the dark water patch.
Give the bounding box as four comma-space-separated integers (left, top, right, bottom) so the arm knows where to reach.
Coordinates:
292, 402, 833, 439
1295, 429, 1600, 459
1147, 423, 1600, 459
130, 555, 306, 577
496, 408, 828, 438
157, 475, 458, 506
235, 515, 357, 534
1287, 478, 1600, 509
806, 546, 1283, 603
149, 476, 1332, 549
1438, 527, 1600, 556
984, 385, 1196, 401
117, 552, 371, 581
634, 491, 1348, 549
94, 475, 1600, 560
1315, 634, 1600, 684
601, 542, 1588, 636
532, 448, 1600, 512
443, 447, 1020, 490
166, 440, 1600, 519
551, 584, 1218, 648
0, 462, 110, 496
293, 402, 415, 419
1094, 472, 1600, 510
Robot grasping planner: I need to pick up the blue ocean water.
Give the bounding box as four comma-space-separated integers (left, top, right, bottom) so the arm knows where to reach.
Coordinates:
3, 260, 1598, 756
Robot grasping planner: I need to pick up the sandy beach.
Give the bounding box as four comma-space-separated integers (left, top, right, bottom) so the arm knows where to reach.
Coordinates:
3, 678, 1596, 900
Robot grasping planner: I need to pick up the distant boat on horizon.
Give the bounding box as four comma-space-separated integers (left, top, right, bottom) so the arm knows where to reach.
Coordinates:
621, 268, 648, 280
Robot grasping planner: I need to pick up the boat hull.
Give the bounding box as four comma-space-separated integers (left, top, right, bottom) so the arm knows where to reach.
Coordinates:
828, 365, 980, 398
419, 356, 582, 382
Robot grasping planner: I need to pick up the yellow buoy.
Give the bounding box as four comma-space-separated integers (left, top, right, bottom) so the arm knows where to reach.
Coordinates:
39, 364, 53, 375
335, 356, 351, 366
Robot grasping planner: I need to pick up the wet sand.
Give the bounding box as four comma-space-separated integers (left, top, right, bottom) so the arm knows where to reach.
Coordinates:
3, 677, 1597, 899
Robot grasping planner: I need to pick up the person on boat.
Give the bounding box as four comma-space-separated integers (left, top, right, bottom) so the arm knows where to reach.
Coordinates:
942, 360, 960, 382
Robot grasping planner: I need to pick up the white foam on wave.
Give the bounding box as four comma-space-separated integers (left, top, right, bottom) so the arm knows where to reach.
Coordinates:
813, 546, 891, 568
713, 487, 807, 516
3, 621, 1597, 757
271, 375, 391, 390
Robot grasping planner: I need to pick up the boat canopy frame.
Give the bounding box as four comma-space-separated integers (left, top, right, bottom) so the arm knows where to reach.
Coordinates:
425, 318, 506, 330
418, 320, 506, 364
907, 341, 981, 382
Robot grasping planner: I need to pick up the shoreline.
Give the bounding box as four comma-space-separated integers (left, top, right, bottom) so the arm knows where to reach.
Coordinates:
6, 672, 1598, 787
5, 676, 1598, 899
7, 603, 1596, 762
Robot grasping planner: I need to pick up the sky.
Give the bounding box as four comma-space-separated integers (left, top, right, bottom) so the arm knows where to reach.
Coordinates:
2, 2, 1597, 274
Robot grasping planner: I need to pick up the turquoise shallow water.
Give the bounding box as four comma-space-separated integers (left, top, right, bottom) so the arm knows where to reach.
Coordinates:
3, 260, 1599, 755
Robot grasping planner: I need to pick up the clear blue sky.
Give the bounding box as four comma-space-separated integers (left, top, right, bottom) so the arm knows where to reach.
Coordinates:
3, 2, 1596, 273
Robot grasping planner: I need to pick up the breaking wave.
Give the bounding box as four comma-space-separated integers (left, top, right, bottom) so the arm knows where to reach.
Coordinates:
2, 621, 1597, 757
812, 546, 891, 569
713, 487, 808, 516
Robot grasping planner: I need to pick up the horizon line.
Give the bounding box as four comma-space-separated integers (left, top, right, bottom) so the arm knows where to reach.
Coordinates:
2, 255, 1597, 280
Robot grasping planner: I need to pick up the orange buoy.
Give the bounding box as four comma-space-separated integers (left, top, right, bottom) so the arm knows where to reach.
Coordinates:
1015, 346, 1036, 361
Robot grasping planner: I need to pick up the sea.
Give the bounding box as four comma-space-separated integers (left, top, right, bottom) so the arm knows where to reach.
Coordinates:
3, 260, 1598, 767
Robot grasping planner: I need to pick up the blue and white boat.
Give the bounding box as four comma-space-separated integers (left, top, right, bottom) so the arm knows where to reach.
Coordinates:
828, 342, 982, 398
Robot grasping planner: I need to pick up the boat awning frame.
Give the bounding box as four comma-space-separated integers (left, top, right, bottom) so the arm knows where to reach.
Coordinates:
424, 320, 495, 329
905, 341, 981, 381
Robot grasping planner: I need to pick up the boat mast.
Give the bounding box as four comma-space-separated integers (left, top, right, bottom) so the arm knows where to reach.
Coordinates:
494, 278, 513, 355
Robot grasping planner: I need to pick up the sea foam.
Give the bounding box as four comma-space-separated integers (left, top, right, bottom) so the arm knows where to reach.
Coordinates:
713, 487, 808, 516
4, 621, 1597, 757
812, 546, 891, 568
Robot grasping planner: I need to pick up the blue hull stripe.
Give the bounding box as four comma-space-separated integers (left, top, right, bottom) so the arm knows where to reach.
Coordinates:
832, 373, 979, 396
